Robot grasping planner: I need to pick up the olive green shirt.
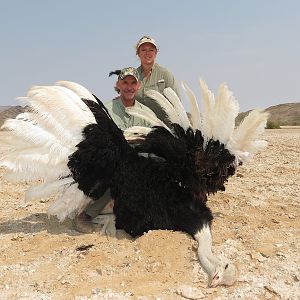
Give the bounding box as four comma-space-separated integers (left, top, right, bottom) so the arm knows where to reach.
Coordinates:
105, 97, 153, 131
135, 63, 180, 124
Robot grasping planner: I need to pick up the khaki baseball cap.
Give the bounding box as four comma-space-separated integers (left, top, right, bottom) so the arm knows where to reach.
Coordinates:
118, 67, 139, 81
136, 36, 158, 51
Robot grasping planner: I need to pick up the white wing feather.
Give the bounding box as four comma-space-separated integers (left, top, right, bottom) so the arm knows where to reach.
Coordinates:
181, 82, 202, 130
125, 106, 173, 134
1, 81, 98, 221
163, 87, 191, 130
25, 177, 74, 202
145, 89, 180, 125
55, 80, 97, 101
48, 183, 93, 222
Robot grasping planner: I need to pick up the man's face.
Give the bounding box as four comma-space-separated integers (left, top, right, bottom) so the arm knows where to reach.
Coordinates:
116, 75, 140, 104
137, 43, 157, 66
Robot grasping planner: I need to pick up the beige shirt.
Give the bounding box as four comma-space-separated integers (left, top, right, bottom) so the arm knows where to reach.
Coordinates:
135, 63, 180, 124
105, 97, 153, 131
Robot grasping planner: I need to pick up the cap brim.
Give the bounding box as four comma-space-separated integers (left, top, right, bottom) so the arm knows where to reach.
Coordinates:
137, 41, 157, 50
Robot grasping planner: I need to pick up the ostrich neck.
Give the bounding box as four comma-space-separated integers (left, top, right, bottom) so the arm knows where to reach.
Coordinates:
194, 224, 221, 277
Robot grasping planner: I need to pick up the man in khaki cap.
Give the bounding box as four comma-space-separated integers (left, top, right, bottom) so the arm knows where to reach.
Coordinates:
135, 36, 180, 124
105, 67, 153, 130
74, 67, 153, 233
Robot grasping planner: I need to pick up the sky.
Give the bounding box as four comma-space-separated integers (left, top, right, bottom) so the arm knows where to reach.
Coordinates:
1, 0, 299, 112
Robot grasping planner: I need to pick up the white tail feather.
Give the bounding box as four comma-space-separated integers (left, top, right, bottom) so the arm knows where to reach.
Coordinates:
230, 109, 269, 161
180, 79, 268, 161
48, 183, 93, 222
199, 79, 216, 139
209, 83, 239, 144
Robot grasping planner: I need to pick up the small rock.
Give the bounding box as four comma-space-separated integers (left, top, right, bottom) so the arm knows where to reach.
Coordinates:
176, 285, 205, 299
276, 251, 287, 258
92, 288, 101, 294
39, 198, 48, 203
271, 218, 280, 224
250, 251, 267, 262
96, 268, 103, 275
18, 202, 32, 208
293, 274, 300, 282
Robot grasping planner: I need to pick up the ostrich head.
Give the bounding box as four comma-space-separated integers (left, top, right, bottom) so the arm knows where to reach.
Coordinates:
208, 262, 238, 287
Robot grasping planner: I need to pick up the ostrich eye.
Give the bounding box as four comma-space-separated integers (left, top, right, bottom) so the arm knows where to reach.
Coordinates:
225, 264, 229, 270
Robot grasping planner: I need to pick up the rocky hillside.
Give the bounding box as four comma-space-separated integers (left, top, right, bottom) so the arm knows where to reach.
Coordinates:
0, 106, 25, 127
265, 102, 300, 125
236, 103, 300, 126
0, 106, 12, 112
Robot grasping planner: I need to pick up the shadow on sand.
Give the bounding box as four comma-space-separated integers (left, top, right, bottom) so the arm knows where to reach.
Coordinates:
0, 212, 77, 235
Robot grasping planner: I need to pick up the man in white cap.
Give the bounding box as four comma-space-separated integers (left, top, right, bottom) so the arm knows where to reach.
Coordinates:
135, 35, 180, 124
74, 67, 153, 233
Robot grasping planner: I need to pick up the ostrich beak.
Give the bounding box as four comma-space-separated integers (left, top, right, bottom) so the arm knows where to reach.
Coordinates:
208, 271, 223, 287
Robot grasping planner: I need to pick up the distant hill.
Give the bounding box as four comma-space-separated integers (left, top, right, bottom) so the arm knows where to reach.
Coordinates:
265, 103, 300, 126
236, 103, 300, 126
0, 106, 25, 127
0, 106, 13, 112
1, 102, 299, 128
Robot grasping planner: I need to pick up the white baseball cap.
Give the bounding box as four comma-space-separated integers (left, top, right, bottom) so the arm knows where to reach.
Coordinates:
136, 36, 158, 52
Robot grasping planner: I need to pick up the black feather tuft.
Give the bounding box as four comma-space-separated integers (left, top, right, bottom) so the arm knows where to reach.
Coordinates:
109, 70, 121, 77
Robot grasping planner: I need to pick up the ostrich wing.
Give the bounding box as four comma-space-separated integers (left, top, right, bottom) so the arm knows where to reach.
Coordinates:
67, 98, 132, 201
0, 81, 128, 222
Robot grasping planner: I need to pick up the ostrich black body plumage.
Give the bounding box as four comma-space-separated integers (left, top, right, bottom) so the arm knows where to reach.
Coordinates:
68, 99, 236, 237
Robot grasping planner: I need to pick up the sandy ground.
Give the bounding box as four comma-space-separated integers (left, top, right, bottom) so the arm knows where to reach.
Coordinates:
0, 129, 299, 300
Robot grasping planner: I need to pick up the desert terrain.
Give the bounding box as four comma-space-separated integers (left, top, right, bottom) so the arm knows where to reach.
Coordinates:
0, 128, 299, 300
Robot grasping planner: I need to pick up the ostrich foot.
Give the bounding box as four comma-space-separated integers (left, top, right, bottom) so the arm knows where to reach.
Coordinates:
92, 214, 116, 237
